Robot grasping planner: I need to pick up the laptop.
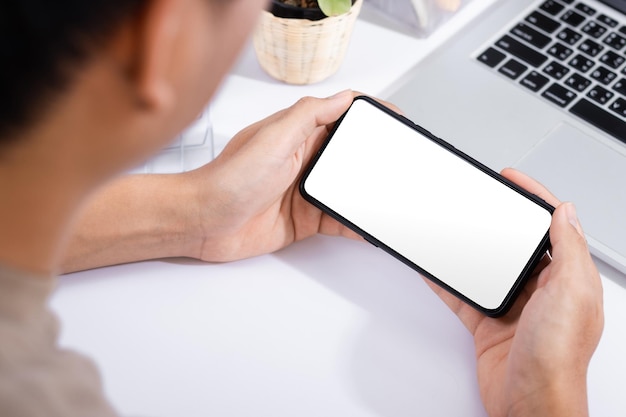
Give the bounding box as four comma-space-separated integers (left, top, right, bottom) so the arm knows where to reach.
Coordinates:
382, 0, 626, 275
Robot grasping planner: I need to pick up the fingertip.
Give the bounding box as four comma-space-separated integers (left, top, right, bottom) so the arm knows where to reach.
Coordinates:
326, 89, 354, 101
276, 92, 353, 148
323, 90, 355, 115
550, 202, 587, 259
312, 90, 354, 125
500, 167, 561, 208
500, 167, 517, 177
557, 202, 585, 237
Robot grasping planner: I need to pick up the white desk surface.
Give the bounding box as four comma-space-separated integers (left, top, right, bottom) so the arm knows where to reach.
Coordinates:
51, 2, 626, 416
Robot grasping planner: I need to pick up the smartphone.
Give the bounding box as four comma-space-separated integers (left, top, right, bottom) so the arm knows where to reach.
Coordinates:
299, 96, 553, 317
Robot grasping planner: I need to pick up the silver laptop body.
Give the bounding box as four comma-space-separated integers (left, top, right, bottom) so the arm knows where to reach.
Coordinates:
383, 0, 626, 274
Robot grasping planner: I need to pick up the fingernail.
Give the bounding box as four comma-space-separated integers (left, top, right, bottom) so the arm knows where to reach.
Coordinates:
563, 202, 583, 236
326, 89, 352, 100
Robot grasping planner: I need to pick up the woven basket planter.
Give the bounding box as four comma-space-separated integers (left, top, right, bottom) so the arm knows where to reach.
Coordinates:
253, 0, 363, 85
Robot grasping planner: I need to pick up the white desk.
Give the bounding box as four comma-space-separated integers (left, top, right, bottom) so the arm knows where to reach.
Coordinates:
51, 2, 626, 416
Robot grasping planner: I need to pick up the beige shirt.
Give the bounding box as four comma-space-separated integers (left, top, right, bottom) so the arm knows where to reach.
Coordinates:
0, 264, 118, 417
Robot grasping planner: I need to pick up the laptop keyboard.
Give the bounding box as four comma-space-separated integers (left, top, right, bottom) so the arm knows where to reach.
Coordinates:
476, 0, 626, 145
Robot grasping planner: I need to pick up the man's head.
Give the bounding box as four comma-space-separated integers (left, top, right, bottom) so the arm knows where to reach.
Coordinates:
0, 0, 269, 274
0, 0, 267, 174
0, 0, 142, 143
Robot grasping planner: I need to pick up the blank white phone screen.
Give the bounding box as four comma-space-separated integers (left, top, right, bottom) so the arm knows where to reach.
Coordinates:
302, 99, 552, 311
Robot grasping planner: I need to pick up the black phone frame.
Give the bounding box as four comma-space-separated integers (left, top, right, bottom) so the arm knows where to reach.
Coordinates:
299, 96, 554, 317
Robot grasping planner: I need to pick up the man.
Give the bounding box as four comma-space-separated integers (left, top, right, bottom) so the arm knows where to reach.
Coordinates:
0, 0, 603, 416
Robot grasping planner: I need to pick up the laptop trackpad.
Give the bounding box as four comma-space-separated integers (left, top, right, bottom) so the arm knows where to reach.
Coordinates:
514, 123, 626, 260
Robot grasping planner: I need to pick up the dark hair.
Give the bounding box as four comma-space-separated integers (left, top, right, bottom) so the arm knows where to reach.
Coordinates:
0, 0, 144, 144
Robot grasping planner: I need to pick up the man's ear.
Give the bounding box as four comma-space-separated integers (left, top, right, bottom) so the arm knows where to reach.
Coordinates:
127, 0, 185, 111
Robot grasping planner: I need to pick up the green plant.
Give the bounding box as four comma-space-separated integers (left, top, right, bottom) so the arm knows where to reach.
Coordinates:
317, 0, 352, 16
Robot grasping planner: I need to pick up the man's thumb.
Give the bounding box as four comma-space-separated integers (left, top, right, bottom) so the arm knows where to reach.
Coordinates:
550, 202, 587, 260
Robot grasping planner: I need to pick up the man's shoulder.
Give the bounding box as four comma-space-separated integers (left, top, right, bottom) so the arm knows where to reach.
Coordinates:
0, 264, 119, 417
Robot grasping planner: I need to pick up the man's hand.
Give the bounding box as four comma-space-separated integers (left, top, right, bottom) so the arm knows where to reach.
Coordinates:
427, 168, 604, 417
180, 90, 361, 262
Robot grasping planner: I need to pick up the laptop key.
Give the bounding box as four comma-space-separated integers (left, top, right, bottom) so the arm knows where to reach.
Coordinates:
575, 3, 596, 16
597, 14, 618, 28
561, 10, 586, 27
499, 59, 528, 79
477, 47, 506, 68
526, 11, 561, 33
578, 38, 604, 56
540, 0, 565, 16
600, 50, 625, 69
603, 32, 626, 51
587, 85, 614, 104
570, 99, 626, 143
496, 35, 549, 67
557, 27, 583, 45
565, 73, 592, 91
569, 54, 595, 72
582, 21, 607, 38
511, 23, 552, 48
609, 98, 626, 118
613, 78, 626, 96
521, 70, 550, 91
542, 83, 577, 106
590, 66, 617, 85
543, 61, 570, 79
547, 42, 574, 60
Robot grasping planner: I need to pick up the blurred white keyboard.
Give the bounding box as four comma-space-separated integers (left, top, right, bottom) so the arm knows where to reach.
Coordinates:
129, 107, 214, 174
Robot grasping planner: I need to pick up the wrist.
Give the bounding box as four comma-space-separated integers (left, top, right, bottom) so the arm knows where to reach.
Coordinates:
507, 372, 589, 417
159, 172, 207, 260
182, 161, 243, 262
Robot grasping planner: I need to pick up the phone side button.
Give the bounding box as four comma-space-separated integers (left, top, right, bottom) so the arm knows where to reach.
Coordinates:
364, 236, 379, 247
